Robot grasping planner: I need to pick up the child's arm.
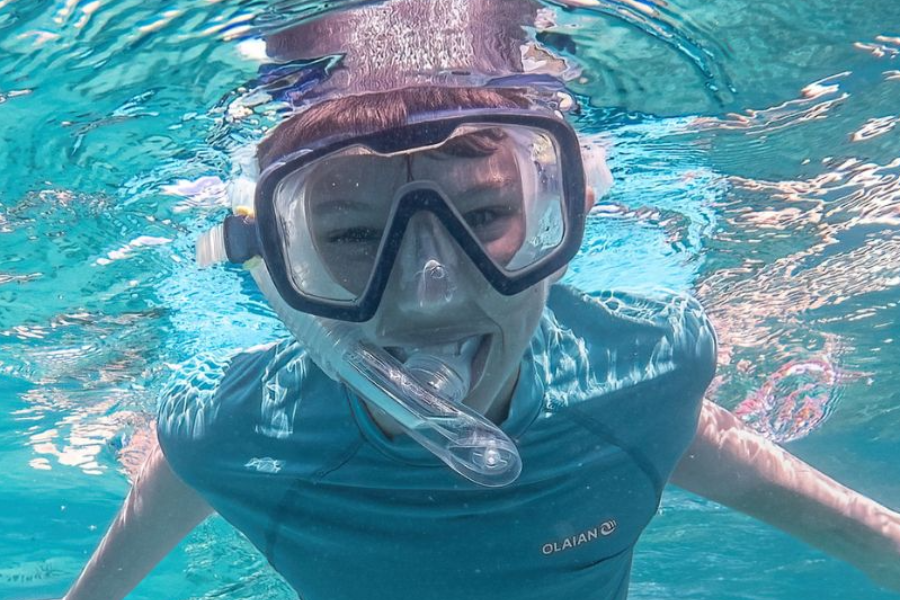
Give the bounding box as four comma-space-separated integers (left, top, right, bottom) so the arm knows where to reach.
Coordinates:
64, 440, 214, 600
670, 400, 900, 592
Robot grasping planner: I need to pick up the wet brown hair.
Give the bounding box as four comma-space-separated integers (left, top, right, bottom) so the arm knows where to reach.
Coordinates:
256, 86, 533, 170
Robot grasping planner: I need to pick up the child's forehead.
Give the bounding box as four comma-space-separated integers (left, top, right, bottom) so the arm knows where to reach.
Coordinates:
256, 91, 534, 170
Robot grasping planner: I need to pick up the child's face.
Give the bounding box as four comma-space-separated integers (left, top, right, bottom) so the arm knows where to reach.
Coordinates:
303, 141, 551, 413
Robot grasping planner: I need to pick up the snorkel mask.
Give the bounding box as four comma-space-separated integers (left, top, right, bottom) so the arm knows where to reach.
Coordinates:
197, 103, 608, 487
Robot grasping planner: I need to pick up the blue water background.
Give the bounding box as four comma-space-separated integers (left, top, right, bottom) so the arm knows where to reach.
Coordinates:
1, 0, 898, 598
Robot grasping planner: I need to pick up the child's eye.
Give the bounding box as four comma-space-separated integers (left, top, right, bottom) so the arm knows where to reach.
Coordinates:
464, 206, 515, 231
327, 227, 382, 244
465, 208, 502, 229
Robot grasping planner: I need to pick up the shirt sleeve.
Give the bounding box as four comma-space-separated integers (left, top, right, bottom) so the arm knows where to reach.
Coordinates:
155, 341, 302, 491
547, 284, 718, 487
608, 289, 718, 481
156, 352, 236, 474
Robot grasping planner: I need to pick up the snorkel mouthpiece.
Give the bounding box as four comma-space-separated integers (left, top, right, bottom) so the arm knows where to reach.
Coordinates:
403, 340, 476, 404
347, 342, 522, 487
249, 265, 522, 487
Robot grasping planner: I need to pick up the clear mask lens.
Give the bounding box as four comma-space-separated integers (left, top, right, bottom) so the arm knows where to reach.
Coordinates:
272, 123, 568, 304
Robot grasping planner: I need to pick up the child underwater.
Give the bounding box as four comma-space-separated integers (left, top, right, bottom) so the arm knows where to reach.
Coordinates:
60, 1, 900, 599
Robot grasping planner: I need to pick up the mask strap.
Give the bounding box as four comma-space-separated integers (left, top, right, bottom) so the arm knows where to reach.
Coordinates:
196, 144, 260, 268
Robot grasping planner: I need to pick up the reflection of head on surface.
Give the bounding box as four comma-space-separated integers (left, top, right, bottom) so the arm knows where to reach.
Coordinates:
264, 0, 541, 95
257, 86, 534, 170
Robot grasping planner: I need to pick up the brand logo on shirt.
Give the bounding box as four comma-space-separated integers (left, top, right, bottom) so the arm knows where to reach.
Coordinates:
245, 457, 285, 473
541, 519, 618, 555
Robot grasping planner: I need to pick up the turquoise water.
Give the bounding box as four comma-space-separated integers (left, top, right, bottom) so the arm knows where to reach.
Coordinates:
1, 0, 899, 598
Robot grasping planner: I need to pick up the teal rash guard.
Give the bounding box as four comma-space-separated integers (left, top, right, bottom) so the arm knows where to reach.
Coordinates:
157, 285, 717, 600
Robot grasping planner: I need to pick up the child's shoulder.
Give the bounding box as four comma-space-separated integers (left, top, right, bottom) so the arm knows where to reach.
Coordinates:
543, 284, 717, 396
155, 338, 314, 449
549, 284, 714, 337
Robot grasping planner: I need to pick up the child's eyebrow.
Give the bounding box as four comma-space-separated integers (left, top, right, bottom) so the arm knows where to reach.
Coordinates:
312, 199, 375, 217
458, 174, 518, 197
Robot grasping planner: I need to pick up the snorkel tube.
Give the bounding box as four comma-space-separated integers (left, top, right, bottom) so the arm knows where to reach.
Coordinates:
198, 225, 523, 488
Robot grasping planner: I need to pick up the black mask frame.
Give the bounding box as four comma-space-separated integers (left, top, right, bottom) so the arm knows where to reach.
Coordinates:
224, 108, 587, 322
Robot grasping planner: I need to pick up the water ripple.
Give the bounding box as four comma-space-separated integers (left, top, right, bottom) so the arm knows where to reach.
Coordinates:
693, 72, 900, 440
552, 0, 735, 102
